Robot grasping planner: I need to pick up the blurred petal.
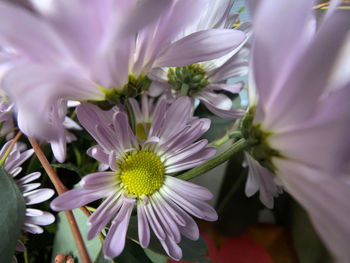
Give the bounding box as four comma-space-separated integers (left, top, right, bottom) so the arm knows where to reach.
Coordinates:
154, 29, 246, 67
276, 159, 350, 263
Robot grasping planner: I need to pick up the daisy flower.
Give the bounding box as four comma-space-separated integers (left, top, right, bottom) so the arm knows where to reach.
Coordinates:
241, 1, 350, 261
149, 0, 250, 118
0, 0, 245, 162
51, 96, 217, 260
0, 140, 55, 262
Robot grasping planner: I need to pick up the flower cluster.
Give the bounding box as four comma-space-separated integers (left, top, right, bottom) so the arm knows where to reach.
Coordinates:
0, 0, 349, 263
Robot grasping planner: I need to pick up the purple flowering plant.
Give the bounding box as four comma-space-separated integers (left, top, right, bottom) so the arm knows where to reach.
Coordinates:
0, 0, 349, 263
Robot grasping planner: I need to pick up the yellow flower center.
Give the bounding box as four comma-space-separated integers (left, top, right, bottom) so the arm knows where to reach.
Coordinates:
120, 151, 164, 197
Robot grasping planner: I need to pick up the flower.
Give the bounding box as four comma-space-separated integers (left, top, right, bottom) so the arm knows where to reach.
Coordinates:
242, 1, 350, 261
0, 140, 55, 262
51, 97, 217, 260
149, 0, 250, 118
0, 0, 245, 162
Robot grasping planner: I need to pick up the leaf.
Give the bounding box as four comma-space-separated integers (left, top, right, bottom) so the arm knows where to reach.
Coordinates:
116, 239, 153, 263
290, 202, 332, 263
0, 166, 26, 263
94, 249, 114, 263
127, 216, 209, 263
51, 163, 85, 178
216, 155, 262, 236
51, 209, 103, 262
144, 248, 168, 263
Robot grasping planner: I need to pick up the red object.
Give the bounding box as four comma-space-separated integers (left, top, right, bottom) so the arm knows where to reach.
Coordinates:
169, 233, 273, 263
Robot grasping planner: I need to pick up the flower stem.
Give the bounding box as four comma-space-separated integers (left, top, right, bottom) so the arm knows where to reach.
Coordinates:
177, 138, 249, 181
0, 131, 22, 166
28, 137, 91, 263
210, 130, 242, 148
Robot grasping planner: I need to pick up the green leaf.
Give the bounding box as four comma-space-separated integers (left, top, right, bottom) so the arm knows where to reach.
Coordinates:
116, 239, 152, 263
51, 163, 85, 178
94, 249, 114, 263
290, 202, 332, 263
0, 166, 26, 263
216, 155, 262, 236
51, 209, 102, 262
144, 249, 167, 263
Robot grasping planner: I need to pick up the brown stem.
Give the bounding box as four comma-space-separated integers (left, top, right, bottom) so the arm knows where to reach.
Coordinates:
28, 137, 91, 263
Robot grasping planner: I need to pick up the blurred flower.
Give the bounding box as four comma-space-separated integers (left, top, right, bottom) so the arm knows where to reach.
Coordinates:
0, 0, 245, 162
0, 46, 81, 162
0, 140, 55, 262
242, 1, 350, 261
51, 96, 217, 260
149, 0, 250, 118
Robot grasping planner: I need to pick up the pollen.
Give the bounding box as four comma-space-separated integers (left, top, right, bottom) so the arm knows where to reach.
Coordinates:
120, 151, 164, 197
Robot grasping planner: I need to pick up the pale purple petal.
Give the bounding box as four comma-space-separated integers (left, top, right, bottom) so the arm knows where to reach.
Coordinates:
154, 192, 186, 227
0, 1, 69, 64
51, 188, 110, 211
144, 201, 166, 241
209, 59, 248, 82
159, 236, 182, 261
251, 0, 315, 114
263, 9, 350, 130
87, 193, 123, 240
164, 140, 209, 167
16, 172, 41, 184
207, 82, 243, 94
268, 85, 350, 173
22, 223, 43, 234
164, 176, 213, 201
16, 240, 25, 252
245, 153, 282, 209
80, 172, 117, 190
165, 147, 216, 173
87, 145, 109, 166
160, 186, 205, 219
103, 198, 135, 259
157, 96, 192, 140
24, 211, 55, 226
19, 183, 41, 193
137, 200, 151, 248
198, 91, 233, 111
154, 29, 246, 67
150, 195, 181, 243
24, 188, 54, 205
275, 159, 350, 263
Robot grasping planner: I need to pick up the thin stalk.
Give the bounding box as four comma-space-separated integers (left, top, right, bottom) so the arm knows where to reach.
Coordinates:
210, 130, 242, 148
177, 138, 249, 181
24, 247, 29, 263
28, 137, 91, 263
0, 131, 22, 166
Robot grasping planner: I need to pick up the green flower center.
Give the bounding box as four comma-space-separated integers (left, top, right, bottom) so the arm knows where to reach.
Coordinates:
168, 64, 209, 96
120, 151, 164, 197
94, 75, 151, 110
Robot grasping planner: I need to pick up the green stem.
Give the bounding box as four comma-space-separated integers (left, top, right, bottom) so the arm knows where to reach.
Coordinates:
24, 247, 29, 263
179, 83, 189, 97
177, 138, 249, 181
210, 130, 242, 148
